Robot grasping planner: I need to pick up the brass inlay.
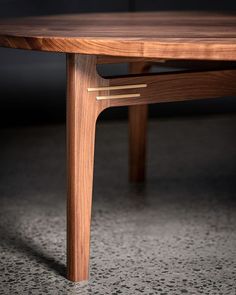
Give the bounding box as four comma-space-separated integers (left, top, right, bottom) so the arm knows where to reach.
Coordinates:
96, 94, 141, 100
88, 84, 147, 92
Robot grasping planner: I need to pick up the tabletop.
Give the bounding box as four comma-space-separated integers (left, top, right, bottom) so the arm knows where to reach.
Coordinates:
0, 12, 236, 61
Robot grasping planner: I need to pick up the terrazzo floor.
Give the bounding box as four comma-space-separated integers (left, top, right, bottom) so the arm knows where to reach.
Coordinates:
0, 115, 236, 294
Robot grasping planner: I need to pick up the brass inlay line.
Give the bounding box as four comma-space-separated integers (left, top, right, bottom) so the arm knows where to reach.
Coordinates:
96, 94, 141, 100
88, 84, 147, 92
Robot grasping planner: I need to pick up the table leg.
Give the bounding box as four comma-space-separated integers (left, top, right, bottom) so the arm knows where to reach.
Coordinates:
66, 54, 103, 282
128, 63, 150, 182
66, 54, 236, 282
129, 104, 148, 182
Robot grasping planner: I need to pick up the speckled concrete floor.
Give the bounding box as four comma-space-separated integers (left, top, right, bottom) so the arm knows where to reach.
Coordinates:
0, 115, 236, 294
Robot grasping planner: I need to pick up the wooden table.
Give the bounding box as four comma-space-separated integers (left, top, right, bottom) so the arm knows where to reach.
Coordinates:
0, 12, 236, 282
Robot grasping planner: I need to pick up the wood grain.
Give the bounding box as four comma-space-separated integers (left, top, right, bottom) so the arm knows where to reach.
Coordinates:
68, 59, 236, 282
98, 57, 236, 70
2, 10, 236, 283
0, 12, 236, 60
129, 63, 150, 183
101, 69, 236, 108
66, 60, 236, 282
97, 56, 166, 64
67, 54, 107, 282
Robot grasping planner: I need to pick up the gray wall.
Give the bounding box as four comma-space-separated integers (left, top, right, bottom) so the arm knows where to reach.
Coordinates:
0, 1, 236, 126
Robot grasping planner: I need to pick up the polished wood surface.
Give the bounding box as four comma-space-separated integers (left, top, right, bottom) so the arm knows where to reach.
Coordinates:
65, 56, 236, 282
100, 69, 236, 108
129, 63, 150, 183
67, 54, 107, 282
0, 12, 236, 60
2, 11, 236, 283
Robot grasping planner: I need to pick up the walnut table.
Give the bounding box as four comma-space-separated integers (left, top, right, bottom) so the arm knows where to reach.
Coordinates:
0, 12, 236, 282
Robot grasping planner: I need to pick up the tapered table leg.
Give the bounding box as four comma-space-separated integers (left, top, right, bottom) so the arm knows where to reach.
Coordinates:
66, 54, 102, 282
128, 63, 150, 183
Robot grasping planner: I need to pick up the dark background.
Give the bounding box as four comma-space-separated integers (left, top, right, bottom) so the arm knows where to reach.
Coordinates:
0, 0, 236, 127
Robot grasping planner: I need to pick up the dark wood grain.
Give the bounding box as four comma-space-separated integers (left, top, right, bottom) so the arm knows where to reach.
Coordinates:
105, 69, 236, 107
2, 11, 236, 283
0, 12, 236, 60
129, 63, 150, 183
67, 54, 108, 282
